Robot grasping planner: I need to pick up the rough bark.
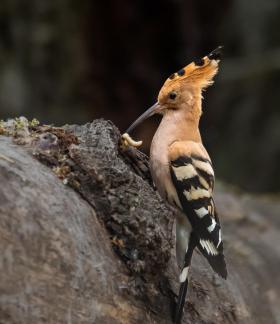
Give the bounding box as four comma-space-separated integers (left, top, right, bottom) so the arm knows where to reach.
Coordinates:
0, 119, 279, 324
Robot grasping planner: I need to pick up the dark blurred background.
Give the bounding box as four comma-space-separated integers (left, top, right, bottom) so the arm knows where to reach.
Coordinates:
0, 0, 279, 193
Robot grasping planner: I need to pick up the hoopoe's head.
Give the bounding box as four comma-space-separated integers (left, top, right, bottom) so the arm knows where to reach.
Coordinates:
126, 47, 222, 133
158, 47, 221, 111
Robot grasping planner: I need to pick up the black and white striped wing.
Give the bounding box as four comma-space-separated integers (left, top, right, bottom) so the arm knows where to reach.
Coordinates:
170, 155, 227, 278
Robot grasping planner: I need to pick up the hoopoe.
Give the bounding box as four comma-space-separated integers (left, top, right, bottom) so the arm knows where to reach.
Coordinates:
123, 47, 227, 323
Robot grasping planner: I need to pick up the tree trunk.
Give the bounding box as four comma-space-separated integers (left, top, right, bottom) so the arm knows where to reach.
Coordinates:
0, 119, 279, 324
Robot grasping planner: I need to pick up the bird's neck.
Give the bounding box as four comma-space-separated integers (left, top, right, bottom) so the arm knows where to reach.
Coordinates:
150, 102, 202, 166
153, 103, 202, 149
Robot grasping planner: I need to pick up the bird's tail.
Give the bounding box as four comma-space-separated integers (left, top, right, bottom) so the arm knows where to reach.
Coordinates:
174, 233, 197, 324
174, 276, 189, 324
197, 243, 227, 279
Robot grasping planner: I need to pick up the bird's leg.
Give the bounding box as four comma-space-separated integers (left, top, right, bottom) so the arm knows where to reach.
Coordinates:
174, 232, 197, 324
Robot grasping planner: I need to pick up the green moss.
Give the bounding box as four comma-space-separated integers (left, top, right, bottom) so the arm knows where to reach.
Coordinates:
0, 117, 40, 137
14, 117, 27, 130
29, 118, 40, 127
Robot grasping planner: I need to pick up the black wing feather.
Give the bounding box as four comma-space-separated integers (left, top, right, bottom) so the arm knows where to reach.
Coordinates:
170, 155, 227, 278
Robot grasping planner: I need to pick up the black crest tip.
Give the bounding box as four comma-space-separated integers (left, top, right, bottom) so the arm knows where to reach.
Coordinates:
169, 73, 176, 80
194, 58, 205, 66
177, 68, 185, 76
208, 46, 224, 60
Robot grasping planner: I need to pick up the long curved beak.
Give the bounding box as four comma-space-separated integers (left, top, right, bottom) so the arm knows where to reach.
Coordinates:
126, 102, 161, 133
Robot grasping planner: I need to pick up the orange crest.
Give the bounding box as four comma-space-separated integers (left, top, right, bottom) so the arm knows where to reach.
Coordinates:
163, 46, 222, 91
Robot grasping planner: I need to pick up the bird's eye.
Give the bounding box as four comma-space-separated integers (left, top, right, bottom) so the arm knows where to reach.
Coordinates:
169, 92, 177, 100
